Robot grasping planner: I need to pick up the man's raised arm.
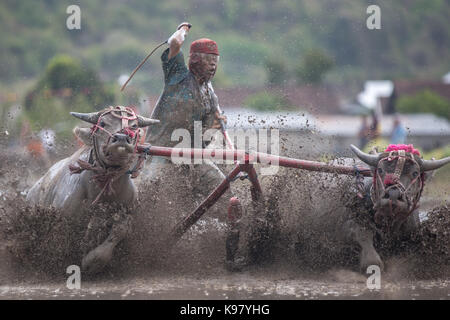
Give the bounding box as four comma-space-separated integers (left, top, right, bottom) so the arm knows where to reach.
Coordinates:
168, 22, 192, 60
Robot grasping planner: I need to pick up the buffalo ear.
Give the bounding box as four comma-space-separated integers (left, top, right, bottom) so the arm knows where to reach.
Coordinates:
421, 171, 435, 184
73, 127, 92, 146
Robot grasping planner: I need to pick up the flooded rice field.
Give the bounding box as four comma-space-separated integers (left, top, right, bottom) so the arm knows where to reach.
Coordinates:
1, 271, 449, 300
0, 140, 448, 300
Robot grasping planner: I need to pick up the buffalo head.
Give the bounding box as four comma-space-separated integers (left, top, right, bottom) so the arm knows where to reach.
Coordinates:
350, 144, 450, 228
71, 106, 159, 168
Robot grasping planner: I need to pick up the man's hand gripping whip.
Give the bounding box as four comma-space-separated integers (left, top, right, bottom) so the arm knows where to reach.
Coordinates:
120, 22, 192, 92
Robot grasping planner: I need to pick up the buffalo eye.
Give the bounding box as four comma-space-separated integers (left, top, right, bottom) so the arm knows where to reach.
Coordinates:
377, 167, 383, 174
99, 120, 106, 128
412, 171, 419, 178
131, 124, 138, 129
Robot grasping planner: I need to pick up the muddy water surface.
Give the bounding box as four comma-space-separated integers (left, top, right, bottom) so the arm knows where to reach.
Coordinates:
1, 274, 448, 300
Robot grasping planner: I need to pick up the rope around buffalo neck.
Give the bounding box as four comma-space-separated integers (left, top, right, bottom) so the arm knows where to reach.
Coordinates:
370, 150, 424, 222
69, 106, 143, 205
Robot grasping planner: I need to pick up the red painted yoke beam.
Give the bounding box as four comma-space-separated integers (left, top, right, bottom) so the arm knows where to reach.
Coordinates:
137, 144, 373, 177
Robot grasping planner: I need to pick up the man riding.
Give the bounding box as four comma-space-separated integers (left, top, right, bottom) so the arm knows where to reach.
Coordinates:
145, 22, 244, 271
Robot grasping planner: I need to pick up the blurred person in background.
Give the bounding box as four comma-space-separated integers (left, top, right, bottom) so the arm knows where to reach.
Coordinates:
367, 109, 380, 142
390, 114, 407, 144
358, 114, 370, 149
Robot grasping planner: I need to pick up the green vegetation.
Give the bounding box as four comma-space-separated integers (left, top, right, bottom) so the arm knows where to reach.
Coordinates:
21, 55, 115, 138
243, 92, 293, 111
362, 137, 390, 154
396, 90, 450, 120
264, 57, 288, 86
1, 1, 449, 137
1, 0, 450, 94
295, 49, 334, 84
423, 144, 450, 160
422, 144, 450, 202
25, 55, 114, 109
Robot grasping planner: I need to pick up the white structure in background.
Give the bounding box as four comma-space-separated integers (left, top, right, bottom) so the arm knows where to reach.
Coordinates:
217, 109, 450, 156
357, 80, 393, 113
315, 113, 450, 153
210, 110, 322, 156
442, 72, 450, 84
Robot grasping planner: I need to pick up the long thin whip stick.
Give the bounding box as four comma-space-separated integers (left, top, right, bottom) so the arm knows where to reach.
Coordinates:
120, 41, 167, 91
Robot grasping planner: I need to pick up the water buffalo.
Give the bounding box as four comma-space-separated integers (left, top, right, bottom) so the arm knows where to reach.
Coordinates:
26, 106, 159, 274
342, 144, 450, 271
269, 144, 450, 272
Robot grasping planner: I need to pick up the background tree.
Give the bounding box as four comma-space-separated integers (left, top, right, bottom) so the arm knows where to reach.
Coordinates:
296, 49, 334, 85
1, 1, 450, 93
25, 55, 114, 110
22, 55, 115, 138
396, 90, 450, 120
264, 56, 288, 86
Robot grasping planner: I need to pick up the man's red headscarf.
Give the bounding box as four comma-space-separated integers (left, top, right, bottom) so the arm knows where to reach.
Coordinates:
190, 38, 219, 56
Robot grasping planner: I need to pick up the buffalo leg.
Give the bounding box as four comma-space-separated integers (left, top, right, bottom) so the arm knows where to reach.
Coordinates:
342, 219, 384, 272
82, 214, 132, 274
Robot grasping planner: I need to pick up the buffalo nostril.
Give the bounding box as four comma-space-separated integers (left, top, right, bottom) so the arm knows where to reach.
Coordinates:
126, 136, 131, 144
387, 189, 402, 201
112, 134, 128, 143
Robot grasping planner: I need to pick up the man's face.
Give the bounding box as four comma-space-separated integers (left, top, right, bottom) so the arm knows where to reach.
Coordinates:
189, 53, 219, 83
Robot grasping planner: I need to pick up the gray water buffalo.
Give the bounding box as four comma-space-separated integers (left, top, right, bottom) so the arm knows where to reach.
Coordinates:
26, 106, 158, 274
271, 143, 450, 272
342, 144, 450, 271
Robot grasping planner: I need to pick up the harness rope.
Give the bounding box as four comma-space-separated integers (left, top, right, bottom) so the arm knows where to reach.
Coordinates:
69, 106, 145, 205
369, 149, 424, 221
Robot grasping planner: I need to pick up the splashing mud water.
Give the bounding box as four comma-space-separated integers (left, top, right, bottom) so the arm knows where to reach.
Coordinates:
0, 136, 448, 299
